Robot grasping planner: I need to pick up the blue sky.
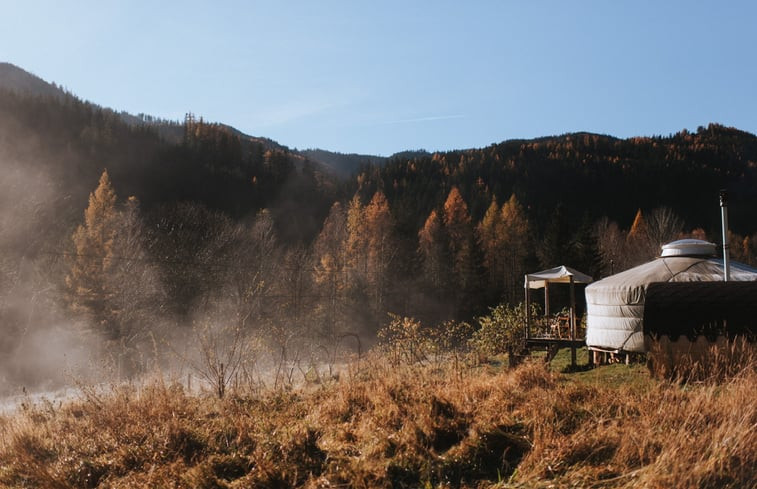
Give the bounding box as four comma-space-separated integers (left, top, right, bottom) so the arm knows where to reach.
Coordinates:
2, 1, 756, 156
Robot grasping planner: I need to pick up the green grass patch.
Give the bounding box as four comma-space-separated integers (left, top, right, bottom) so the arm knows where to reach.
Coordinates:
526, 347, 656, 392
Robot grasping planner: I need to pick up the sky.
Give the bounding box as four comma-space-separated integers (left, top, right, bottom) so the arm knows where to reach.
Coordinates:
1, 1, 756, 156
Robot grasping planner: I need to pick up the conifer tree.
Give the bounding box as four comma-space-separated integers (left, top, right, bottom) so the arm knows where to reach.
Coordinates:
418, 209, 447, 291
500, 194, 530, 305
340, 195, 376, 326
594, 217, 625, 275
313, 202, 348, 336
345, 195, 368, 282
363, 191, 395, 313
66, 170, 119, 338
476, 198, 505, 296
442, 187, 475, 292
627, 209, 648, 243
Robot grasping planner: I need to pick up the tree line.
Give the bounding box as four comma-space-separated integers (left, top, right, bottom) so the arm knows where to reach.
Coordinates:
4, 86, 757, 384
57, 167, 757, 380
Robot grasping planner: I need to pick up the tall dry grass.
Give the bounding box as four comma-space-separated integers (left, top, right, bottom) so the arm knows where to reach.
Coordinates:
0, 349, 754, 488
647, 336, 757, 382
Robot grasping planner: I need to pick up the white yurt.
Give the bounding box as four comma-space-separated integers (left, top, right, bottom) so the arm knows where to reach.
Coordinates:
585, 239, 757, 353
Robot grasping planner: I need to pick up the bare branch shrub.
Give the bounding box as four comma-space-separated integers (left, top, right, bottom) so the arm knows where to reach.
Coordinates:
190, 320, 262, 398
646, 206, 685, 252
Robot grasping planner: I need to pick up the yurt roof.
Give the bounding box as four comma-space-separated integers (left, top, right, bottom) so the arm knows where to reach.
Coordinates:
525, 265, 593, 289
586, 256, 757, 306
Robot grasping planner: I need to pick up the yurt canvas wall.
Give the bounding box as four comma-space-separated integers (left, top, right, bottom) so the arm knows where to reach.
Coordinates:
585, 240, 757, 353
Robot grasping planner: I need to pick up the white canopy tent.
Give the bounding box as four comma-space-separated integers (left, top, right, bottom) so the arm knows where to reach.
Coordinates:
524, 265, 593, 341
525, 265, 594, 290
585, 239, 757, 353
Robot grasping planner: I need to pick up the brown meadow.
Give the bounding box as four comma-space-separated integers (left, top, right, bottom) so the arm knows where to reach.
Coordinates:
0, 348, 755, 489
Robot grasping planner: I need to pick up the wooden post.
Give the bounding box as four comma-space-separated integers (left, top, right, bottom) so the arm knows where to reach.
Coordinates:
524, 276, 530, 340
570, 275, 576, 367
544, 281, 550, 317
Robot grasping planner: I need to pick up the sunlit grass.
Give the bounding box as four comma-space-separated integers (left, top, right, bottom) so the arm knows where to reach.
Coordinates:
0, 348, 754, 488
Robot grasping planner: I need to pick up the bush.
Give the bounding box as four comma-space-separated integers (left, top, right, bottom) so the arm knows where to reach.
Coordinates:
471, 302, 535, 363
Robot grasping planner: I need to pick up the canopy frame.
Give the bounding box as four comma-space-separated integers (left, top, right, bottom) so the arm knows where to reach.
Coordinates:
524, 266, 593, 365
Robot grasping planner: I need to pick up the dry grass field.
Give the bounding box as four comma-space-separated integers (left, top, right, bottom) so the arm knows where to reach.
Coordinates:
0, 347, 754, 488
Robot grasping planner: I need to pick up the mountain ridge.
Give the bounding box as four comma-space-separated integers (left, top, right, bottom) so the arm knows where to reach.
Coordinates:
0, 62, 385, 177
3, 61, 757, 240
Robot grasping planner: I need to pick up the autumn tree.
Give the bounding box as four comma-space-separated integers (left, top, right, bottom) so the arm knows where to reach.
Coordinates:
443, 187, 475, 290
275, 244, 313, 332
224, 209, 279, 331
418, 209, 448, 292
594, 217, 626, 275
66, 170, 120, 339
441, 187, 481, 316
311, 202, 368, 365
313, 202, 349, 337
476, 198, 505, 297
344, 195, 368, 283
67, 171, 165, 369
363, 191, 396, 314
626, 209, 652, 265
742, 234, 757, 266
500, 194, 529, 305
107, 196, 164, 348
335, 194, 378, 329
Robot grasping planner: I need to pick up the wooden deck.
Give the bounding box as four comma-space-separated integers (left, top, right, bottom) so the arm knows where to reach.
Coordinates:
524, 335, 588, 365
525, 337, 585, 348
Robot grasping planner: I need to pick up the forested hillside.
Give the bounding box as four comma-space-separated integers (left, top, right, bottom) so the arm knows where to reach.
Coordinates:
363, 127, 757, 238
2, 64, 757, 391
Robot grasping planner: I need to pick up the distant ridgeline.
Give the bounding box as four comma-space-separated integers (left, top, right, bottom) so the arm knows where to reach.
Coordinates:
2, 62, 757, 249
355, 126, 757, 240
0, 81, 341, 243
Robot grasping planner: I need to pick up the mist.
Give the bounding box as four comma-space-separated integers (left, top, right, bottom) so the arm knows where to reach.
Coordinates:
0, 153, 375, 400
0, 158, 101, 396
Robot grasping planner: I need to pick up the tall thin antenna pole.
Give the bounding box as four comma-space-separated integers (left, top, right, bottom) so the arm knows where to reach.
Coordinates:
719, 190, 730, 282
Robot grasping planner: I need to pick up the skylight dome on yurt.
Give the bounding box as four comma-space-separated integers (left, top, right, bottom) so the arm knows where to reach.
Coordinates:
660, 239, 717, 257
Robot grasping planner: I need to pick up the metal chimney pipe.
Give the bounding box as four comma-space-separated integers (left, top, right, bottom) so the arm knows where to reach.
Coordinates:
719, 190, 730, 282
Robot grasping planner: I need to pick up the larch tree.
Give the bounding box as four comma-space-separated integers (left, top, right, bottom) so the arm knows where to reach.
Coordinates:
313, 202, 349, 337
500, 194, 529, 305
345, 195, 368, 282
626, 208, 652, 265
363, 191, 396, 314
627, 209, 648, 242
443, 187, 474, 289
594, 217, 626, 276
442, 187, 478, 314
418, 209, 448, 292
342, 194, 376, 327
66, 170, 120, 339
476, 198, 505, 298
